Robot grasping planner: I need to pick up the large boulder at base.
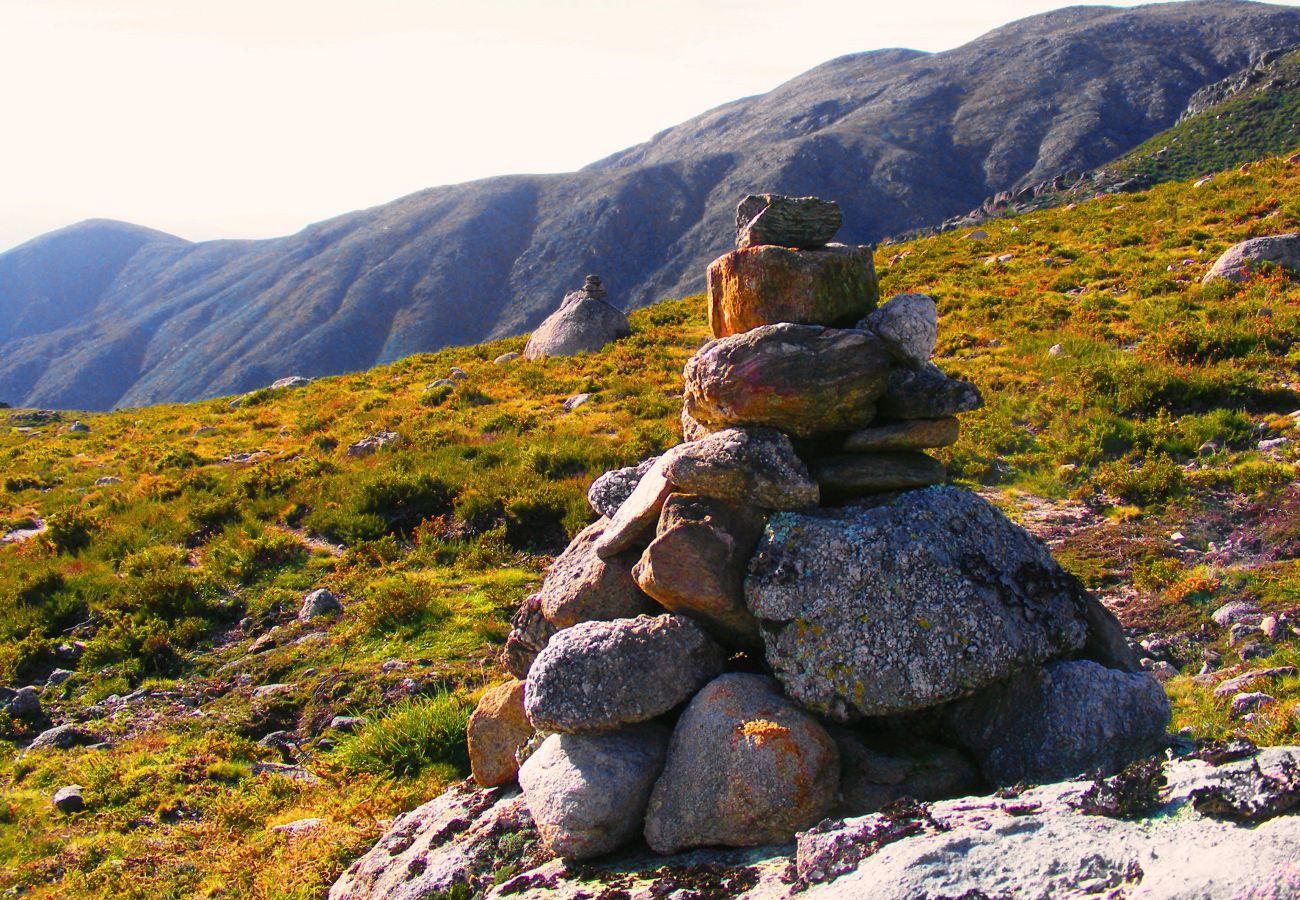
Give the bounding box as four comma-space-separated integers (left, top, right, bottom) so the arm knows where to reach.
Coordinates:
524, 614, 725, 733
877, 364, 983, 420
942, 659, 1171, 785
832, 731, 982, 816
811, 451, 946, 497
745, 486, 1092, 720
793, 747, 1300, 899
644, 674, 839, 854
633, 494, 767, 648
1202, 233, 1300, 283
523, 292, 631, 360
861, 293, 937, 368
504, 594, 558, 679
660, 427, 819, 510
735, 193, 843, 249
707, 244, 877, 337
534, 519, 659, 629
467, 680, 534, 788
587, 457, 659, 518
841, 417, 959, 454
328, 784, 542, 900
682, 324, 892, 438
518, 725, 670, 860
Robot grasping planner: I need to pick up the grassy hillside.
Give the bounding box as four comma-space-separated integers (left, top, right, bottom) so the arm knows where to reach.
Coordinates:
3, 152, 1300, 897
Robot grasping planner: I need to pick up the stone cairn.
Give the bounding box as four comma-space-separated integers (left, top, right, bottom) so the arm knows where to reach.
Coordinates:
468, 194, 1172, 861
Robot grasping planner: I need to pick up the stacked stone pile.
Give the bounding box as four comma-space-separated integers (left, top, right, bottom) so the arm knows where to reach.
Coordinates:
466, 194, 1171, 862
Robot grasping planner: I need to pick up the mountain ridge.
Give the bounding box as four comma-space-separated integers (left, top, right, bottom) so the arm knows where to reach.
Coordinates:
4, 0, 1300, 411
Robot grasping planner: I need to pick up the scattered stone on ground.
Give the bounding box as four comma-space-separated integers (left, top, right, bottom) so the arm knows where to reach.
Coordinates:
52, 785, 84, 814
1202, 233, 1300, 283
345, 431, 402, 457
298, 588, 342, 622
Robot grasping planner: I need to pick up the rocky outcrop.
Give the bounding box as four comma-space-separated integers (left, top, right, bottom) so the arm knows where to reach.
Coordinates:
1202, 233, 1300, 284
523, 276, 631, 360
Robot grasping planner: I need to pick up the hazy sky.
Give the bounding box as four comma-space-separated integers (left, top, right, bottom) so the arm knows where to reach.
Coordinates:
1, 0, 1288, 251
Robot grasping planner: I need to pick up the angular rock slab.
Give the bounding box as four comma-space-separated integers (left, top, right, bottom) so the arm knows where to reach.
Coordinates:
661, 427, 819, 510
811, 451, 946, 497
644, 673, 839, 854
1202, 233, 1300, 284
841, 417, 959, 454
861, 293, 937, 368
735, 193, 842, 249
524, 614, 724, 733
745, 486, 1091, 720
944, 660, 1170, 785
707, 244, 877, 337
587, 456, 659, 518
877, 364, 983, 420
467, 680, 534, 788
518, 725, 670, 860
594, 453, 678, 558
535, 519, 658, 628
524, 294, 631, 360
633, 494, 767, 648
683, 324, 891, 438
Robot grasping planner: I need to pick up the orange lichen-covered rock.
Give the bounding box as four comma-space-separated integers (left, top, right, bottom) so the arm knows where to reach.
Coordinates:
706, 244, 878, 337
467, 680, 533, 788
643, 673, 839, 853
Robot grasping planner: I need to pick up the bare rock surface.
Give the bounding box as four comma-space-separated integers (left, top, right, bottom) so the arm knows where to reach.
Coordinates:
633, 493, 767, 648
860, 293, 937, 367
328, 784, 543, 900
707, 244, 877, 337
745, 486, 1092, 720
1202, 233, 1300, 283
644, 674, 840, 854
683, 324, 892, 438
944, 659, 1170, 785
518, 725, 670, 860
735, 194, 843, 249
524, 614, 724, 733
534, 519, 658, 629
660, 427, 818, 510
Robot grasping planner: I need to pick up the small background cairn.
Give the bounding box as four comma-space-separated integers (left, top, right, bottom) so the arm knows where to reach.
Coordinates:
458, 195, 1170, 861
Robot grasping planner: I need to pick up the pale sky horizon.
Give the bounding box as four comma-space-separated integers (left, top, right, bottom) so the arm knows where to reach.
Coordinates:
2, 0, 1295, 252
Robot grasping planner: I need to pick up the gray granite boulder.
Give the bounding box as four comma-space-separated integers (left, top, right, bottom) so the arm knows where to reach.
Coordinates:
298, 588, 342, 622
1202, 233, 1300, 283
682, 324, 892, 438
28, 723, 98, 751
4, 685, 42, 720
745, 486, 1092, 720
644, 674, 839, 853
519, 725, 670, 860
524, 280, 631, 360
861, 293, 937, 368
587, 457, 660, 518
943, 659, 1171, 785
534, 519, 659, 629
52, 785, 85, 813
524, 614, 724, 733
661, 427, 819, 510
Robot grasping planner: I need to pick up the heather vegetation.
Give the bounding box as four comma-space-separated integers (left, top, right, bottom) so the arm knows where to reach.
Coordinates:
3, 154, 1300, 896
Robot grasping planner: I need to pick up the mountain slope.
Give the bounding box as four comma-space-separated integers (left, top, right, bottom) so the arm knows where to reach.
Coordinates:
4, 0, 1300, 411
